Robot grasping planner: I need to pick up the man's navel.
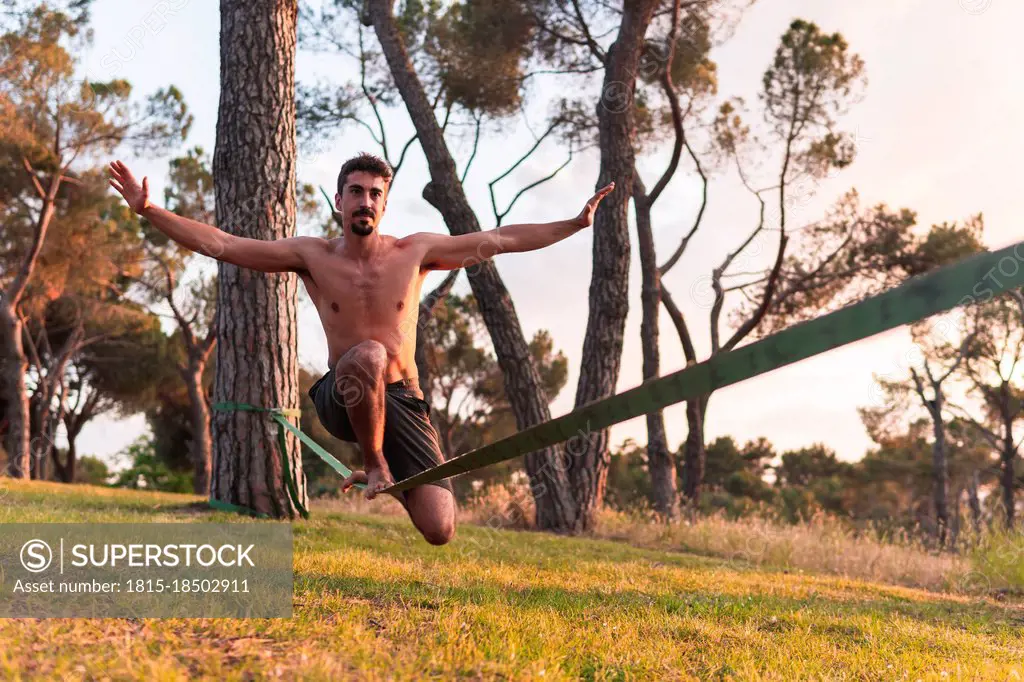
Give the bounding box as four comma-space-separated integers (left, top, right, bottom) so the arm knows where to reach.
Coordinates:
331, 302, 340, 313
396, 301, 405, 311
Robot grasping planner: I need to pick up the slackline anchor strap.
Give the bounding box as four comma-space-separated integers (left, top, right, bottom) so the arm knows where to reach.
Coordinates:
210, 401, 366, 520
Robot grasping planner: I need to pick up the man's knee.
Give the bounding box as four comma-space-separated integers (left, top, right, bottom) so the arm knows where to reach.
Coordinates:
421, 517, 456, 546
336, 340, 387, 385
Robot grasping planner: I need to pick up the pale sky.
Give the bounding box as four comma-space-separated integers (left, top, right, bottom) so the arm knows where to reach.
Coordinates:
68, 0, 1023, 471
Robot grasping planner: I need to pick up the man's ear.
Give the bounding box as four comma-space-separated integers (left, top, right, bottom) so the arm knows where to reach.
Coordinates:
334, 193, 342, 211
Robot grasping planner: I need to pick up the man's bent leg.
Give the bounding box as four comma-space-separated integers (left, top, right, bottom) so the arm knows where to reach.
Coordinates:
405, 485, 456, 545
335, 340, 393, 498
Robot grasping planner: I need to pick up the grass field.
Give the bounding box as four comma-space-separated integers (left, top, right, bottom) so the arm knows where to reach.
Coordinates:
1, 479, 1022, 680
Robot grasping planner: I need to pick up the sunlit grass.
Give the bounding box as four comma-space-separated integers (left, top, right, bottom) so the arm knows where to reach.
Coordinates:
0, 478, 1021, 680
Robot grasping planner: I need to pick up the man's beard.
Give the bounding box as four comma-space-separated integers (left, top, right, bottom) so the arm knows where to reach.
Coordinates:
350, 216, 374, 236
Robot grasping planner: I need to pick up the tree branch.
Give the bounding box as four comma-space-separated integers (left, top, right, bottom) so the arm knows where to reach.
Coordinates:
570, 0, 607, 62
660, 284, 697, 364
488, 118, 567, 226
461, 112, 483, 185
721, 230, 789, 352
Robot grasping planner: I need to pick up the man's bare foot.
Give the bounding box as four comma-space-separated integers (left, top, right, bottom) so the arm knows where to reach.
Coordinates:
365, 466, 395, 500
340, 470, 368, 493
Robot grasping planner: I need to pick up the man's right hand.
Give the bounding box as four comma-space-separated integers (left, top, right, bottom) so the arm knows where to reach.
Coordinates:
108, 160, 151, 214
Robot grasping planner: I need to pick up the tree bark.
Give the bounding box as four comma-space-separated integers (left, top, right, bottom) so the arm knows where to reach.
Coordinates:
29, 389, 47, 481
65, 437, 77, 483
968, 469, 982, 534
414, 270, 459, 407
183, 361, 213, 496
681, 395, 708, 502
633, 174, 677, 519
57, 416, 84, 483
211, 0, 305, 517
911, 366, 952, 546
929, 391, 949, 546
1000, 400, 1015, 528
568, 0, 661, 532
25, 320, 80, 482
950, 486, 963, 548
366, 0, 577, 532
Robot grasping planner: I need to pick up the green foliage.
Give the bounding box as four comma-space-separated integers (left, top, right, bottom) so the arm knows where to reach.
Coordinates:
1, 2, 194, 479
111, 435, 193, 493
775, 443, 849, 487
745, 193, 987, 336
142, 336, 213, 473
604, 439, 652, 511
164, 146, 216, 225
711, 97, 750, 158
703, 437, 772, 487
74, 454, 110, 485
426, 0, 533, 116
1, 6, 190, 173
638, 12, 717, 94
969, 529, 1024, 592
762, 19, 866, 148
678, 436, 777, 519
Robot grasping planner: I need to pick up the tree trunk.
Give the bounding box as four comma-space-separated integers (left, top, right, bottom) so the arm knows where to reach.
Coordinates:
211, 0, 305, 517
950, 486, 963, 548
415, 270, 459, 407
1001, 443, 1015, 529
413, 316, 432, 404
183, 361, 213, 496
568, 0, 661, 532
30, 377, 70, 483
633, 174, 676, 519
682, 395, 709, 503
28, 392, 41, 480
57, 420, 83, 483
968, 469, 982, 534
366, 0, 576, 532
929, 393, 949, 546
1, 309, 31, 479
28, 380, 47, 481
66, 438, 77, 483
1000, 391, 1015, 529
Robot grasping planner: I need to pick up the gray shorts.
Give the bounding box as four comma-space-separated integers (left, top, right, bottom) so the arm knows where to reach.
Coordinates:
307, 369, 453, 495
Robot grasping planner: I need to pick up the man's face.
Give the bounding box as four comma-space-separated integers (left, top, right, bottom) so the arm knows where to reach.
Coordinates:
336, 171, 388, 237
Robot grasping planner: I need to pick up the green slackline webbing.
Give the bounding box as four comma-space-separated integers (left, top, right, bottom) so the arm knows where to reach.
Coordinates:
382, 239, 1024, 494
209, 401, 366, 520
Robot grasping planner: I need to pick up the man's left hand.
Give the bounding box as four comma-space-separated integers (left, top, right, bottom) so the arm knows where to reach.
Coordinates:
573, 182, 615, 229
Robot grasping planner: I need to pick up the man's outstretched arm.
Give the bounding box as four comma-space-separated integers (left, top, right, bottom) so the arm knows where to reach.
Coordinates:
108, 160, 313, 273
413, 182, 614, 271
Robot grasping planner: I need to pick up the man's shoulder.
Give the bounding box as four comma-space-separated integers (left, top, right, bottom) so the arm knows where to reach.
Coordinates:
286, 235, 331, 254
392, 231, 426, 251
395, 231, 447, 249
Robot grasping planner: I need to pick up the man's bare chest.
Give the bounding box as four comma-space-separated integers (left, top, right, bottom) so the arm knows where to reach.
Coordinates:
299, 246, 423, 317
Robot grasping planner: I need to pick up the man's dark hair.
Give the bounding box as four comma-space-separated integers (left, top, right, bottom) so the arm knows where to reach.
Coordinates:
337, 152, 393, 195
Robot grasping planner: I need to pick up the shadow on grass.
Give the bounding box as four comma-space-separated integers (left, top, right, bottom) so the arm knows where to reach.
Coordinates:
296, 567, 1022, 639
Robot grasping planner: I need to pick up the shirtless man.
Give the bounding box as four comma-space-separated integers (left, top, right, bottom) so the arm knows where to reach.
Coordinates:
108, 153, 612, 545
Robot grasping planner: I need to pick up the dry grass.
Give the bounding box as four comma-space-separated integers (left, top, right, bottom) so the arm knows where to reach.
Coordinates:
595, 509, 968, 592
395, 482, 982, 594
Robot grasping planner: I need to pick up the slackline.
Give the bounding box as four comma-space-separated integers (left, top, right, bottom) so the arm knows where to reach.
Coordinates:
381, 238, 1024, 494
